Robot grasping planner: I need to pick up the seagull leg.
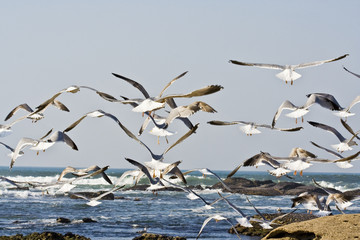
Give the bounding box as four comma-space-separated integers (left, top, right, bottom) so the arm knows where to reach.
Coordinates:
37, 151, 39, 155
157, 136, 160, 145
301, 116, 304, 122
285, 80, 288, 84
295, 118, 298, 124
300, 170, 303, 176
291, 80, 293, 85
294, 170, 297, 175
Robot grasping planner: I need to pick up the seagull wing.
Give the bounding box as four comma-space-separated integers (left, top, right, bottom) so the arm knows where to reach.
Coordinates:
111, 73, 150, 98
10, 137, 39, 169
272, 100, 298, 127
344, 66, 360, 78
157, 85, 223, 103
125, 158, 158, 185
163, 123, 199, 155
51, 100, 70, 112
227, 163, 243, 178
308, 121, 346, 142
294, 54, 348, 69
340, 119, 360, 140
310, 141, 343, 158
157, 71, 188, 98
4, 103, 34, 121
229, 60, 285, 70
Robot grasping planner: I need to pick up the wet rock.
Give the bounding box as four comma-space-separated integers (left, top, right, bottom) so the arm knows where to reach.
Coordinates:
212, 177, 327, 196
57, 217, 71, 223
82, 218, 97, 223
0, 231, 90, 240
133, 233, 186, 240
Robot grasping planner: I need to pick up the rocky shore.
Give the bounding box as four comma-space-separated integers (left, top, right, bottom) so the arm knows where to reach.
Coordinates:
263, 213, 360, 240
0, 232, 90, 240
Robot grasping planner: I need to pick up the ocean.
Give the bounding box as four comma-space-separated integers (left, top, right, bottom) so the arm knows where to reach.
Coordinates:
0, 166, 359, 240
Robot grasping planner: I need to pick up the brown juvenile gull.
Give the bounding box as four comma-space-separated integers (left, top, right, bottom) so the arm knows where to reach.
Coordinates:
229, 54, 348, 85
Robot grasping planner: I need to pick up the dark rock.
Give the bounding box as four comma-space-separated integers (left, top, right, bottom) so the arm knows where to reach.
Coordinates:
212, 177, 327, 196
133, 233, 186, 240
82, 218, 97, 223
69, 191, 114, 200
0, 231, 90, 240
57, 217, 71, 223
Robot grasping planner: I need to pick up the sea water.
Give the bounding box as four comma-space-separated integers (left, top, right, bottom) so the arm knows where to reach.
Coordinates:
0, 167, 359, 240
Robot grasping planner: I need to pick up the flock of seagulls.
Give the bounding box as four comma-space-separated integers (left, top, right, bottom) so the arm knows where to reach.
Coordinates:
0, 54, 359, 238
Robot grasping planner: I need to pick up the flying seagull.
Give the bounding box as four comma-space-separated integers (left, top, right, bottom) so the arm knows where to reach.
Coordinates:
71, 185, 124, 207
308, 120, 359, 152
272, 93, 342, 127
10, 131, 78, 169
208, 120, 302, 136
196, 214, 241, 239
310, 141, 359, 169
229, 54, 348, 85
58, 165, 113, 185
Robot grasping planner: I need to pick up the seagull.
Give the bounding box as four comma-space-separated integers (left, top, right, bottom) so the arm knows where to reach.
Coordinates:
291, 192, 332, 216
208, 120, 303, 136
344, 66, 360, 78
119, 85, 224, 113
10, 131, 78, 169
272, 93, 342, 127
124, 158, 182, 191
183, 168, 232, 192
226, 151, 293, 179
5, 102, 69, 123
71, 185, 124, 207
229, 54, 348, 85
112, 71, 187, 113
246, 195, 297, 229
57, 165, 113, 185
217, 192, 253, 228
0, 141, 24, 159
162, 178, 219, 209
119, 122, 199, 184
312, 179, 360, 211
196, 214, 241, 239
114, 169, 144, 187
332, 95, 360, 118
308, 120, 359, 152
310, 141, 360, 169
63, 109, 126, 133
21, 85, 118, 122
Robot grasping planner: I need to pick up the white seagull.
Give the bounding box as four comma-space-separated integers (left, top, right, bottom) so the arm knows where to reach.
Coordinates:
272, 93, 342, 127
229, 54, 348, 85
196, 214, 241, 239
57, 165, 113, 185
308, 120, 359, 152
208, 120, 303, 136
10, 131, 78, 169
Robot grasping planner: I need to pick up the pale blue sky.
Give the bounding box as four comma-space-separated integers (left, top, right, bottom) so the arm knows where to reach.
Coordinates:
1, 1, 359, 174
